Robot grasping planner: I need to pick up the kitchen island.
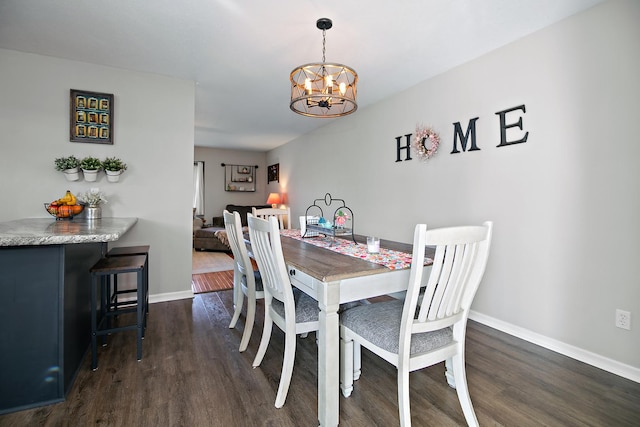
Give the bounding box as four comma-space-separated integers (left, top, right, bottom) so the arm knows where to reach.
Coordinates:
0, 217, 137, 414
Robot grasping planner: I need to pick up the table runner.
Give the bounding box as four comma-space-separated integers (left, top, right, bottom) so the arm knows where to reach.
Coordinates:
280, 229, 430, 270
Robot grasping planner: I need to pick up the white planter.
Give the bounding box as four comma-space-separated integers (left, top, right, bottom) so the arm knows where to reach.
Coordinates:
63, 167, 80, 182
105, 169, 122, 182
82, 169, 99, 182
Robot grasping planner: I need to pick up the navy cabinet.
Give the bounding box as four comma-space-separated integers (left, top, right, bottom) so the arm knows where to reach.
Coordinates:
0, 243, 102, 414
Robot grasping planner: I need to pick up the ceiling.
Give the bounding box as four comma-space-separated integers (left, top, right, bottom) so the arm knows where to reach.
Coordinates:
0, 0, 603, 151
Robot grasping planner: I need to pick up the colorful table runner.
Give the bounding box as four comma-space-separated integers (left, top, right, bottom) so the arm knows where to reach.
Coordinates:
280, 229, 431, 270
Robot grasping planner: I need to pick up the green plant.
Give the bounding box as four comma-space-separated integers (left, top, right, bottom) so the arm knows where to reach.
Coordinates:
102, 157, 127, 172
54, 155, 80, 171
78, 188, 108, 207
79, 156, 102, 170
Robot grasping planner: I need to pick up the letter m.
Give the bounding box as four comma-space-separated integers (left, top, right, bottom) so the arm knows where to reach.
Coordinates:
451, 117, 480, 154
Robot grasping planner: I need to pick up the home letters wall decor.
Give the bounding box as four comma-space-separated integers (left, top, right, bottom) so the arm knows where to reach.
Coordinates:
395, 104, 528, 162
70, 89, 114, 144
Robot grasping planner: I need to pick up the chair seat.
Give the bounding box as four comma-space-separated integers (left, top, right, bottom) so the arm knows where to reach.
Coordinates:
271, 289, 319, 323
341, 300, 452, 355
241, 270, 264, 292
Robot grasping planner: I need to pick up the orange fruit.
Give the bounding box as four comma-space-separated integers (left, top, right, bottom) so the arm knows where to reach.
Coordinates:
57, 205, 71, 218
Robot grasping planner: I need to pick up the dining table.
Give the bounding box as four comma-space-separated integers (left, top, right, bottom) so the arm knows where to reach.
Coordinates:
275, 230, 435, 426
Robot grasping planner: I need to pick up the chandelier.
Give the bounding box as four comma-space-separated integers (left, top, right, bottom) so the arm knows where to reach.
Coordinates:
290, 18, 358, 118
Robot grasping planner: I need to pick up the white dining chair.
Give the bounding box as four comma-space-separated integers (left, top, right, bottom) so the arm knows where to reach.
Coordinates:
224, 210, 264, 352
339, 221, 493, 427
252, 206, 291, 229
247, 214, 319, 408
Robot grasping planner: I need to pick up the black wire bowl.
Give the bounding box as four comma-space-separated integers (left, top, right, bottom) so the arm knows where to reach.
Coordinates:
44, 203, 84, 220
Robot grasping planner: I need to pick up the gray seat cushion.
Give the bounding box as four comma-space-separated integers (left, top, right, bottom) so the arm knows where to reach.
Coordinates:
340, 300, 453, 354
241, 270, 264, 292
271, 289, 319, 323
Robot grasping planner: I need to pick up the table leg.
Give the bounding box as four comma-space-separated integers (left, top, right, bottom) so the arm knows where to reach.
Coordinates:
317, 281, 341, 427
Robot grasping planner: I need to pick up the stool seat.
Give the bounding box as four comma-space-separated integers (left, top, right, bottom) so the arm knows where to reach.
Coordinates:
107, 245, 150, 257
91, 255, 146, 273
105, 246, 150, 320
89, 253, 148, 370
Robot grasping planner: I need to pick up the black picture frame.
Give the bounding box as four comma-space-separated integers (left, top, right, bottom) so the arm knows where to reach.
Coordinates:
268, 163, 279, 183
70, 89, 113, 144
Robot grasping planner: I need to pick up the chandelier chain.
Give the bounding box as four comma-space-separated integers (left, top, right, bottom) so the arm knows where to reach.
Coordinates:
322, 29, 326, 63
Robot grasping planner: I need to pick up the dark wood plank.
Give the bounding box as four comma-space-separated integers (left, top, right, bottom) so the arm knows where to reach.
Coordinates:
192, 270, 234, 293
1, 292, 639, 426
279, 235, 388, 282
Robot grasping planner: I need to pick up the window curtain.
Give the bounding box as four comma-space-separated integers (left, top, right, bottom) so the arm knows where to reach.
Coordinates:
193, 161, 204, 217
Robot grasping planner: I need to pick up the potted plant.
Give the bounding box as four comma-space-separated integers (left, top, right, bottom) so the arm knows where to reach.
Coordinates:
54, 155, 81, 181
102, 157, 127, 182
79, 156, 102, 182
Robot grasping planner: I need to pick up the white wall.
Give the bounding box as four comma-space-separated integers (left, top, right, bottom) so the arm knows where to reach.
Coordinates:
0, 49, 195, 302
268, 0, 640, 379
194, 147, 267, 222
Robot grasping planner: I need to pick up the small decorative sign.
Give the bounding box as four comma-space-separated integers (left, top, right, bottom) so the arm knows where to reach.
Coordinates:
70, 89, 114, 144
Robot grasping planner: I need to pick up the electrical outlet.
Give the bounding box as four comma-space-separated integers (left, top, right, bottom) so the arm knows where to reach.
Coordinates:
615, 309, 631, 330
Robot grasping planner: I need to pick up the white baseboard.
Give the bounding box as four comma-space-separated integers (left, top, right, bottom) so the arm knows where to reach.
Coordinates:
469, 310, 640, 384
149, 290, 194, 304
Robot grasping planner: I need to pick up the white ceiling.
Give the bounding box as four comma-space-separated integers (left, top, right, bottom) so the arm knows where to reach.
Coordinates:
0, 0, 603, 151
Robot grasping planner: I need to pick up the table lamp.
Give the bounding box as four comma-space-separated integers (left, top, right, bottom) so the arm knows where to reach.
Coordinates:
266, 192, 281, 208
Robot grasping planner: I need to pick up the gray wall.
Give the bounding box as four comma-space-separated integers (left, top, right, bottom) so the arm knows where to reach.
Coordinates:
194, 147, 267, 222
0, 49, 195, 302
267, 0, 640, 379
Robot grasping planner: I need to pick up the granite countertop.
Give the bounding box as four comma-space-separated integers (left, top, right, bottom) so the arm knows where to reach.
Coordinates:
0, 217, 138, 246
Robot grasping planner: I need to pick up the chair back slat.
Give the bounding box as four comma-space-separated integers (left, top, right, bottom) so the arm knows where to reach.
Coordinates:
252, 207, 291, 229
247, 214, 294, 310
223, 210, 251, 277
447, 243, 478, 316
407, 222, 493, 338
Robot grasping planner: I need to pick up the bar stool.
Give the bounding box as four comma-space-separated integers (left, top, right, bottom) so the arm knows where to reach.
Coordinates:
89, 254, 148, 370
106, 245, 150, 315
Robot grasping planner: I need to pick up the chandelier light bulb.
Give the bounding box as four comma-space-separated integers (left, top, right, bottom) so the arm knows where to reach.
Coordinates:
326, 76, 333, 94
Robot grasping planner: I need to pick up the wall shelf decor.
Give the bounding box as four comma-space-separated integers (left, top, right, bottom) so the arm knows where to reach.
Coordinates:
221, 163, 257, 192
70, 89, 114, 144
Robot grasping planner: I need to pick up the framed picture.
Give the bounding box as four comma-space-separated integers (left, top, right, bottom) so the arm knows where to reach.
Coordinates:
70, 89, 113, 144
268, 163, 279, 183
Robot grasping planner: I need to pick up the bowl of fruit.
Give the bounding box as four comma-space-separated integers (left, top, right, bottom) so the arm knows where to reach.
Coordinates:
45, 191, 84, 220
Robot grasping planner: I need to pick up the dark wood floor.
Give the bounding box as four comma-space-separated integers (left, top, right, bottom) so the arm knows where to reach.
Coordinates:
2, 290, 639, 426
